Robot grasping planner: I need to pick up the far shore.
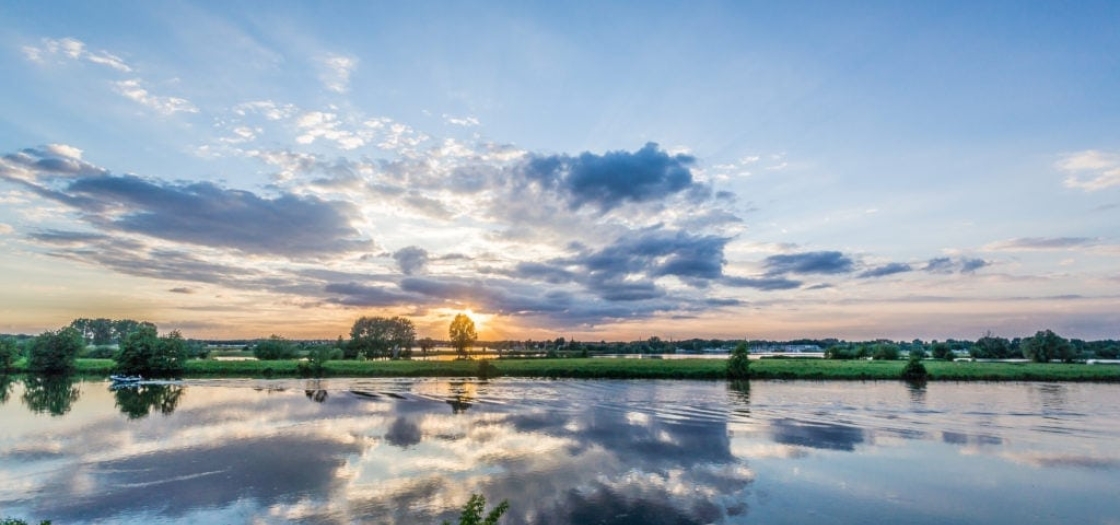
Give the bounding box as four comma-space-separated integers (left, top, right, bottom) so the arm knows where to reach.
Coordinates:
10, 357, 1120, 382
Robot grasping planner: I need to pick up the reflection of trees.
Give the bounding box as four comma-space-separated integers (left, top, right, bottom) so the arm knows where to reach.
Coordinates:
385, 417, 422, 448
114, 384, 184, 419
22, 375, 81, 416
727, 380, 751, 417
906, 380, 927, 405
305, 380, 329, 403
0, 374, 14, 405
446, 381, 476, 414
769, 418, 864, 451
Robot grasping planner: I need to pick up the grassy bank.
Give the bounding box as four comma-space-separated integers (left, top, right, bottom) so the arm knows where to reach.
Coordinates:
28, 356, 1120, 382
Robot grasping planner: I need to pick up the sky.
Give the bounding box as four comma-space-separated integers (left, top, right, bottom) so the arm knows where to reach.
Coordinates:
0, 1, 1118, 342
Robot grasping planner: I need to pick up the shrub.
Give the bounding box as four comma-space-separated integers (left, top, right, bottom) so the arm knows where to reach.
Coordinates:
0, 338, 18, 370
901, 353, 929, 381
253, 335, 297, 360
871, 344, 900, 361
477, 359, 499, 379
726, 343, 750, 379
27, 327, 84, 375
115, 326, 188, 378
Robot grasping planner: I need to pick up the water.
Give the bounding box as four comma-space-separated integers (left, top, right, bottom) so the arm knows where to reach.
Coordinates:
2, 377, 1119, 524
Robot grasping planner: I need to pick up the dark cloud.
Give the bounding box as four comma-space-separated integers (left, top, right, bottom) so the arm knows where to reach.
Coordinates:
858, 262, 913, 279
60, 175, 370, 257
323, 282, 417, 307
923, 257, 955, 274
924, 257, 986, 274
522, 142, 699, 211
960, 258, 987, 273
570, 228, 730, 284
168, 287, 194, 294
763, 251, 853, 275
2, 145, 108, 178
511, 262, 578, 284
722, 276, 802, 290
393, 246, 429, 275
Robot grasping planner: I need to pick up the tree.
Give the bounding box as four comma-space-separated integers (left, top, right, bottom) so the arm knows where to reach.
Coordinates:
0, 338, 18, 371
972, 332, 1012, 359
449, 313, 477, 359
443, 493, 509, 525
419, 337, 436, 354
348, 316, 416, 359
27, 327, 84, 375
930, 341, 953, 360
1021, 329, 1074, 363
726, 342, 750, 379
114, 326, 188, 377
871, 343, 900, 361
253, 335, 297, 360
901, 352, 929, 382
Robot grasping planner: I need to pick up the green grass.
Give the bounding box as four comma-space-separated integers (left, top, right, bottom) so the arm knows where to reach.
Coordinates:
12, 357, 1120, 382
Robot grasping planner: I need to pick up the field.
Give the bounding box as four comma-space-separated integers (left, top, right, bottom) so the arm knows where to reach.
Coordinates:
46, 356, 1120, 382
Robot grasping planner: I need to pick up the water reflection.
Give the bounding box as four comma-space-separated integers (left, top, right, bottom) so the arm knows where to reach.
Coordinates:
0, 374, 14, 405
20, 375, 81, 416
113, 384, 184, 419
2, 380, 1120, 524
768, 418, 865, 451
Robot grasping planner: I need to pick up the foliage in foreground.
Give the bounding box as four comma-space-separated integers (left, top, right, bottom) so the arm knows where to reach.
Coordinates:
442, 494, 509, 525
726, 342, 750, 379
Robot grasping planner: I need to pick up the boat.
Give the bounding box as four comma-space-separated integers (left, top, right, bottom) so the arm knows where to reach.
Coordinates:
109, 375, 144, 384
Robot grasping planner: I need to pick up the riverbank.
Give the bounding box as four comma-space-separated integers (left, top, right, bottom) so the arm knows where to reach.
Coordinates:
27, 357, 1120, 382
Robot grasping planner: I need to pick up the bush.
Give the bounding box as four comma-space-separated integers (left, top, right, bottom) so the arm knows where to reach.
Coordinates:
114, 326, 188, 378
0, 338, 18, 370
253, 335, 297, 360
27, 327, 84, 375
901, 353, 929, 381
477, 359, 499, 379
871, 344, 900, 361
726, 343, 750, 379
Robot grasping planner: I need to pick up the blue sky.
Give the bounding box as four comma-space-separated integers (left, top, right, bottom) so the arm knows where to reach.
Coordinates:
1, 1, 1117, 341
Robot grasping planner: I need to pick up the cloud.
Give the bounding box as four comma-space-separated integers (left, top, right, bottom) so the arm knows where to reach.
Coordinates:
393, 246, 429, 275
522, 142, 699, 212
443, 114, 480, 127
923, 257, 986, 274
319, 54, 357, 93
763, 251, 853, 275
722, 276, 802, 290
0, 223, 12, 235
114, 79, 198, 115
8, 146, 370, 257
22, 37, 132, 72
985, 237, 1098, 251
1057, 150, 1120, 191
168, 287, 194, 294
858, 262, 913, 279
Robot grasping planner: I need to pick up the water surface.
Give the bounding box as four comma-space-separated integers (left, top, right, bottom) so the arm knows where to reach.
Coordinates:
1, 377, 1118, 524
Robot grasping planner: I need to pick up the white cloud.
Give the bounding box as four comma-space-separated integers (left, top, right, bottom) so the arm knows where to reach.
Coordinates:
442, 114, 480, 127
319, 54, 358, 93
0, 223, 13, 235
234, 100, 298, 121
295, 111, 368, 149
23, 37, 132, 72
114, 79, 198, 115
1058, 150, 1120, 191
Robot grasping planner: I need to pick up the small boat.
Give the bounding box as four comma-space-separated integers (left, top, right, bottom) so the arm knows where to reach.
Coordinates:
110, 375, 144, 383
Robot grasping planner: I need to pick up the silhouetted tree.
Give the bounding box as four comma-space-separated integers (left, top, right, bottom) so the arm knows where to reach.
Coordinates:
449, 314, 477, 359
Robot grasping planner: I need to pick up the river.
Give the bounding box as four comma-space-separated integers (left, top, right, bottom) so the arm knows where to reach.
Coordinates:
1, 377, 1118, 524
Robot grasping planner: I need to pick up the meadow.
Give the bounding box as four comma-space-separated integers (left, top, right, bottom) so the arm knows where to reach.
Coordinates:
51, 356, 1120, 381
